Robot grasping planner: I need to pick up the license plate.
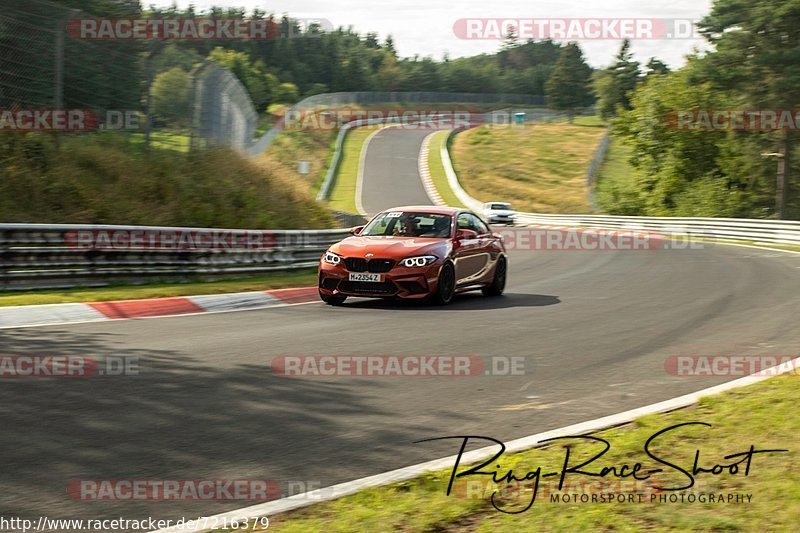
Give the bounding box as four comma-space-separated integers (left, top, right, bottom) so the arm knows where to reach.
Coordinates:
349, 272, 382, 282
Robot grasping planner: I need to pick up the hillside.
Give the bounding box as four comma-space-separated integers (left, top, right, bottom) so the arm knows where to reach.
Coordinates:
0, 133, 335, 229
450, 119, 607, 213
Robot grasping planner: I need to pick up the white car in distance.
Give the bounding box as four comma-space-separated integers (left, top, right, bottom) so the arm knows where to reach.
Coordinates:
482, 202, 517, 226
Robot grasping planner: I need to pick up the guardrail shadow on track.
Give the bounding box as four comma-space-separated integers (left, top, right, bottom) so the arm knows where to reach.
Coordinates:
337, 292, 561, 311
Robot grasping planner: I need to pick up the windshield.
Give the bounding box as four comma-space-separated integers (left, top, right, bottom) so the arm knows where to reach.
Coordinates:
361, 211, 452, 238
489, 203, 512, 210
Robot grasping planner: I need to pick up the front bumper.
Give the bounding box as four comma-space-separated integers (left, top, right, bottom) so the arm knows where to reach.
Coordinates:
318, 261, 441, 299
488, 215, 516, 224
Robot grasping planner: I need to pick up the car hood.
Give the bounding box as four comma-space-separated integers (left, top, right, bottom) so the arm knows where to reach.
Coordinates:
331, 236, 447, 260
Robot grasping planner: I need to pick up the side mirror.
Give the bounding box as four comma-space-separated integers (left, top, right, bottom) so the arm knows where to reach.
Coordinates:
349, 225, 364, 235
456, 229, 478, 240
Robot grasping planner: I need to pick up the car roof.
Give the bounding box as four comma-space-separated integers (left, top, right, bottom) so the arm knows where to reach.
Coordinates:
383, 205, 464, 215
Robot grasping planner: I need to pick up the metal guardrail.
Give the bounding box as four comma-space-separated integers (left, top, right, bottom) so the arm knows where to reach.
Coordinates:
0, 224, 349, 291
585, 131, 611, 211
1, 215, 797, 291
514, 214, 800, 247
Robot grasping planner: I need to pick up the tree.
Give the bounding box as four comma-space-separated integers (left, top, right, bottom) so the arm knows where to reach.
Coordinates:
595, 40, 641, 118
502, 26, 519, 50
340, 53, 371, 91
544, 43, 593, 121
364, 32, 381, 49
303, 83, 329, 98
273, 83, 300, 104
699, 0, 800, 218
645, 58, 670, 77
152, 67, 191, 127
592, 70, 616, 118
612, 56, 772, 218
384, 35, 397, 58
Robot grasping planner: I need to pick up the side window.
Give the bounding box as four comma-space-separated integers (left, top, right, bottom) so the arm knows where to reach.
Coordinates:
373, 216, 391, 235
469, 214, 490, 235
456, 213, 472, 231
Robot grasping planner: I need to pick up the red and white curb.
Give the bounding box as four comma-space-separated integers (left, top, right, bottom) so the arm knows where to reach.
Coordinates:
418, 132, 446, 206
0, 287, 320, 329
152, 353, 800, 533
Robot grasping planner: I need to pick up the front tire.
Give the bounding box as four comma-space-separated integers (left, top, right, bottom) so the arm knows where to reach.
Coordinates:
320, 292, 346, 305
430, 262, 456, 305
482, 257, 506, 297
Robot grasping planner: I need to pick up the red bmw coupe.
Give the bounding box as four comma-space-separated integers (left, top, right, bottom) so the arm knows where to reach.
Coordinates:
318, 206, 508, 305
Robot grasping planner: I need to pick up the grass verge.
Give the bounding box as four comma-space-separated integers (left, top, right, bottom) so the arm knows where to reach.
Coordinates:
0, 270, 317, 307
236, 374, 797, 532
427, 130, 466, 208
127, 131, 191, 153
595, 137, 640, 215
451, 121, 607, 213
259, 128, 338, 195
327, 128, 376, 214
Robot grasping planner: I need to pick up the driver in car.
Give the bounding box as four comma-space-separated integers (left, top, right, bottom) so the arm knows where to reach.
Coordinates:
393, 214, 419, 236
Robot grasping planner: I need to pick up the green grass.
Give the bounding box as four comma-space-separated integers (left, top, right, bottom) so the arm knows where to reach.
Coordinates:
0, 270, 318, 307
546, 115, 607, 127
597, 137, 635, 183
451, 121, 607, 214
240, 374, 798, 532
127, 131, 191, 152
327, 127, 377, 214
595, 137, 640, 214
427, 130, 466, 208
260, 128, 338, 194
0, 132, 334, 229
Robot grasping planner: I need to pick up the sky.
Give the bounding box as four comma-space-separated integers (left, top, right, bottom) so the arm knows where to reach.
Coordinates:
143, 0, 715, 68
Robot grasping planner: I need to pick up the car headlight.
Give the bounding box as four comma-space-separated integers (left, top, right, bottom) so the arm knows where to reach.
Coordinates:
323, 251, 342, 265
400, 255, 437, 268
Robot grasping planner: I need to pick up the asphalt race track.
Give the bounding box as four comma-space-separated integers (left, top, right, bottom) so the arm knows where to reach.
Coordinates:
1, 127, 799, 529
360, 127, 433, 214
